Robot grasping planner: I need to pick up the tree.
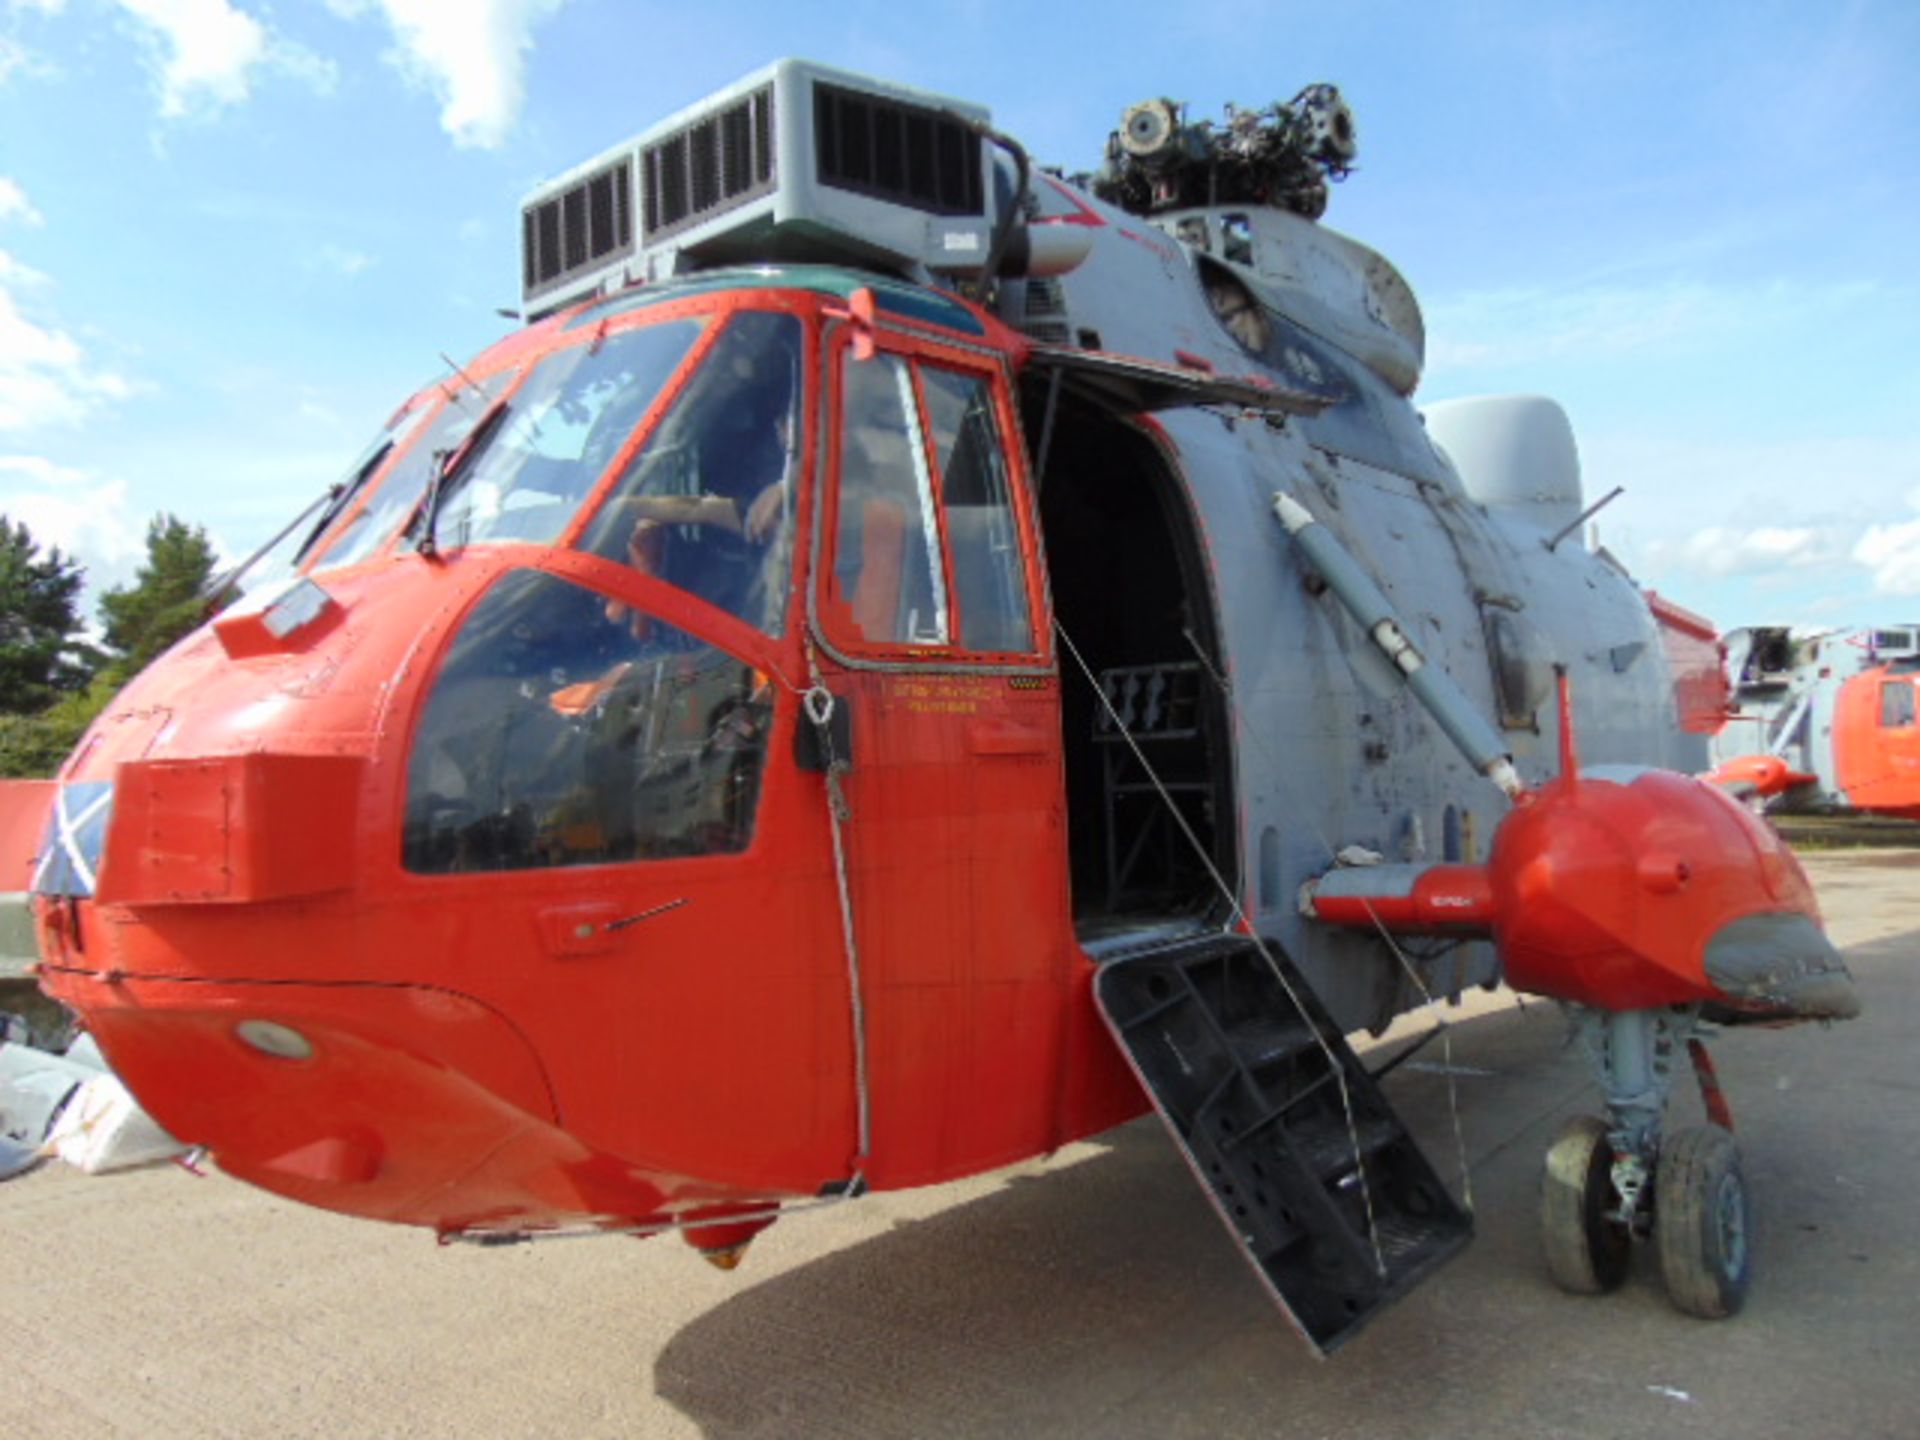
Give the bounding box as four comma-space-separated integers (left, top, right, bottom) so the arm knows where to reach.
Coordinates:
98, 514, 219, 674
0, 512, 222, 779
0, 516, 94, 714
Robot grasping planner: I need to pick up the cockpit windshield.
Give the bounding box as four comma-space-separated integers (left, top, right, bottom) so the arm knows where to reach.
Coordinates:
423, 318, 706, 551
318, 370, 518, 570
576, 310, 804, 637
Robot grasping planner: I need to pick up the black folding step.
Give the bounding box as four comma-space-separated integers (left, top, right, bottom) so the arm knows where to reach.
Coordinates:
1094, 934, 1472, 1355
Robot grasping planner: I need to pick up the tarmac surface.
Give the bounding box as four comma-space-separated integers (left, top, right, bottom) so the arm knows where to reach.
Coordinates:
2, 849, 1916, 1440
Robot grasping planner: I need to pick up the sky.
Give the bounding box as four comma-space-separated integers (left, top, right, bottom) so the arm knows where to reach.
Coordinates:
0, 0, 1915, 632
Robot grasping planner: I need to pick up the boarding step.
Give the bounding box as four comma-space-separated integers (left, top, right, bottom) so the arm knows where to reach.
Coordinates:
1094, 934, 1472, 1355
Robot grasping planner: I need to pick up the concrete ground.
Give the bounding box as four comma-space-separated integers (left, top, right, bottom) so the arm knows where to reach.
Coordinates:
2, 850, 1915, 1440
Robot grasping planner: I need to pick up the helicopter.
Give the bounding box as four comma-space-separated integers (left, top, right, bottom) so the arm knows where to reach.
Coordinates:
1705, 623, 1920, 818
21, 59, 1858, 1356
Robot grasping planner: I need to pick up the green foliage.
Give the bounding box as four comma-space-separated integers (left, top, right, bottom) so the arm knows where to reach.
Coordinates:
0, 512, 221, 778
0, 672, 118, 778
0, 516, 95, 714
98, 514, 219, 673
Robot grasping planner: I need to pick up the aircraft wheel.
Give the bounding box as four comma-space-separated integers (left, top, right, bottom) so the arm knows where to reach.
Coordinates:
1655, 1123, 1751, 1318
1540, 1114, 1632, 1294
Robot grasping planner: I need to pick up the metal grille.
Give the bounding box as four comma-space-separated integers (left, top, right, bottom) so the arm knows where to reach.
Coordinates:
522, 160, 635, 298
813, 82, 983, 216
641, 85, 776, 241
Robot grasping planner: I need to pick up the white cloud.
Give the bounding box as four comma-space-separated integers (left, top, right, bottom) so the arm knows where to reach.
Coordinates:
0, 248, 133, 431
1646, 524, 1850, 578
0, 34, 57, 84
313, 243, 374, 277
347, 0, 567, 149
110, 0, 269, 118
0, 455, 146, 591
0, 177, 43, 227
1853, 490, 1920, 597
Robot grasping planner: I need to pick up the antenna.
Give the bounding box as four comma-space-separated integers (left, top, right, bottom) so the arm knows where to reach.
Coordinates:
1555, 665, 1578, 785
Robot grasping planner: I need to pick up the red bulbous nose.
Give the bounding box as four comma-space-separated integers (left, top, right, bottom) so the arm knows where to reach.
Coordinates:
1488, 768, 1854, 1016
1302, 767, 1858, 1022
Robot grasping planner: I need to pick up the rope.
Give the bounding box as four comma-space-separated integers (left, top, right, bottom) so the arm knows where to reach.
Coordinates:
802, 646, 872, 1179
1056, 623, 1389, 1279
1180, 627, 1477, 1214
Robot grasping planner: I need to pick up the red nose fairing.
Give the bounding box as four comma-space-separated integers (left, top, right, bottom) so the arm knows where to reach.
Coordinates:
30, 286, 878, 1240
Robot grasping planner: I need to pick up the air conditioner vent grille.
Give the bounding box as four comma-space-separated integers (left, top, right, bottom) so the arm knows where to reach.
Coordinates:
642, 85, 776, 242
813, 81, 983, 217
523, 159, 635, 299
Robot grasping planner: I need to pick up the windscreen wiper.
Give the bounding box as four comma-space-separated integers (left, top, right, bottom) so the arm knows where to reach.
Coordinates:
293, 439, 395, 564
409, 398, 510, 559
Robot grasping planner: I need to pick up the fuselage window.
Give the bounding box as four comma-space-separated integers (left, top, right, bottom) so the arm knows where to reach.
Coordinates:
1879, 679, 1915, 729
830, 352, 948, 646
1220, 213, 1254, 266
578, 310, 803, 637
918, 365, 1033, 652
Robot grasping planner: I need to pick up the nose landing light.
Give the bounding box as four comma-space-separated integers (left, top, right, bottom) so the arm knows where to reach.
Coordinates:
235, 1020, 314, 1061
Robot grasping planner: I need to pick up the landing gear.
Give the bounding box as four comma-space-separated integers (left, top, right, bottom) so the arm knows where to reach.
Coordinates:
1539, 1006, 1751, 1317
1655, 1124, 1751, 1318
1540, 1115, 1632, 1294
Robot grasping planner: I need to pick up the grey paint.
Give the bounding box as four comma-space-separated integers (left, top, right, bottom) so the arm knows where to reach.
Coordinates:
1003, 178, 1701, 1032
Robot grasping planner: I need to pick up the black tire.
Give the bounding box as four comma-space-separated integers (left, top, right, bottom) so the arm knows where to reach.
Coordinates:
1655, 1124, 1751, 1318
1540, 1114, 1632, 1294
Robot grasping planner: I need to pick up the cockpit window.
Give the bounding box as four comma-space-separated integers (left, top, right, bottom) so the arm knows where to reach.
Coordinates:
404, 568, 772, 873
919, 366, 1031, 652
215, 401, 434, 603
577, 311, 804, 637
318, 370, 518, 569
426, 319, 706, 551
829, 351, 948, 646
1880, 679, 1915, 729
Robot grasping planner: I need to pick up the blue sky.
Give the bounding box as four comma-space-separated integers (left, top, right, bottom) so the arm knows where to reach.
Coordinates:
1, 0, 1914, 631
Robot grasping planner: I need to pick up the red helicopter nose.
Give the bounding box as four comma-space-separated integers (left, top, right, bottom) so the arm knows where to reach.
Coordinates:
30, 558, 808, 1238
1489, 767, 1857, 1019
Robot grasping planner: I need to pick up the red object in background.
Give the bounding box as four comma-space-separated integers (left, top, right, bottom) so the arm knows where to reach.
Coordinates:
1833, 666, 1920, 818
1702, 753, 1818, 801
1645, 590, 1731, 735
0, 780, 54, 891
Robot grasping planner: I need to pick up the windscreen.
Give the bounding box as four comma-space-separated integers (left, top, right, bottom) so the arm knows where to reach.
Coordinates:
576, 310, 803, 637
425, 319, 706, 551
318, 371, 518, 569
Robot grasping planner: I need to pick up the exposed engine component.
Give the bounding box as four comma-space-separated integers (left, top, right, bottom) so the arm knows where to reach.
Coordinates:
1092, 84, 1357, 219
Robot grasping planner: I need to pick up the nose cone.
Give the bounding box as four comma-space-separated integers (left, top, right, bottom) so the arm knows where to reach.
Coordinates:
1703, 912, 1861, 1022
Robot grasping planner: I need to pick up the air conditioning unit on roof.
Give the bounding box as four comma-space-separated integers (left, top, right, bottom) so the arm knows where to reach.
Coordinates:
518, 59, 999, 319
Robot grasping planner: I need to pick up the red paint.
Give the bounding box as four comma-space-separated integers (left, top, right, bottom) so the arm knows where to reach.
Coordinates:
1307, 866, 1494, 933
1307, 768, 1824, 1013
1645, 590, 1730, 734
1833, 666, 1920, 817
1702, 753, 1818, 800
1036, 175, 1108, 227
30, 279, 1146, 1241
0, 780, 53, 890
1489, 769, 1818, 1009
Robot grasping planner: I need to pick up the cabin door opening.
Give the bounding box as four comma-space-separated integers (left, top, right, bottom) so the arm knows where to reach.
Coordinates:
1031, 397, 1234, 935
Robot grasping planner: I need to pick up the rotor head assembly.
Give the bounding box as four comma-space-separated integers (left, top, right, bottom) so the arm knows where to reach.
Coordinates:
1094, 84, 1358, 219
